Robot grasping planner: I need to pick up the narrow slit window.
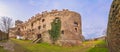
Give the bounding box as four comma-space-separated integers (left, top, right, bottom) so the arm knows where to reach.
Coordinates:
31, 23, 33, 27
38, 26, 41, 30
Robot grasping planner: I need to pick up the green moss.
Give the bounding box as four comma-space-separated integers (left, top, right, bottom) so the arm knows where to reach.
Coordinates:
49, 18, 61, 43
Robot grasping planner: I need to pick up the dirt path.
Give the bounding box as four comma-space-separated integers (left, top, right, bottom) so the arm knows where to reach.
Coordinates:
13, 43, 30, 52
0, 40, 29, 52
0, 40, 14, 52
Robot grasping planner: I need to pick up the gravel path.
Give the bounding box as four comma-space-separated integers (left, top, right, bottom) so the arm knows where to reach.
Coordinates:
0, 40, 15, 52
0, 40, 30, 52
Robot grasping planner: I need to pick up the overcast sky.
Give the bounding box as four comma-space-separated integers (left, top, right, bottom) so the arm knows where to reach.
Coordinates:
0, 0, 113, 39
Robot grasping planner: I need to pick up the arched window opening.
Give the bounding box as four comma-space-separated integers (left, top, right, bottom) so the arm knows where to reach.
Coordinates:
75, 28, 77, 32
42, 19, 45, 22
18, 28, 20, 31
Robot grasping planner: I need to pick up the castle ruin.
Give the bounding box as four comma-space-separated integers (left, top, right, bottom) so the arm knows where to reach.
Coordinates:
10, 9, 84, 46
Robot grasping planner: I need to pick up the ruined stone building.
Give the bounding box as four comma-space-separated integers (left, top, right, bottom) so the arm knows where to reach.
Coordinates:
10, 9, 84, 46
107, 0, 120, 52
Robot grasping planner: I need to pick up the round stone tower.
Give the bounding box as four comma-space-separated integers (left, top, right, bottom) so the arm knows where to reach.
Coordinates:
107, 0, 120, 52
41, 9, 84, 46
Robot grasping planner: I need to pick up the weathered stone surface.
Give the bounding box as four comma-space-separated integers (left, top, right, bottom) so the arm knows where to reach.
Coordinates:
107, 0, 120, 52
10, 9, 84, 46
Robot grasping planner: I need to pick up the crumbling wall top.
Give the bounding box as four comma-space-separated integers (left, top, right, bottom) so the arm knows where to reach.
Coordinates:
15, 9, 77, 28
62, 9, 69, 11
51, 9, 58, 12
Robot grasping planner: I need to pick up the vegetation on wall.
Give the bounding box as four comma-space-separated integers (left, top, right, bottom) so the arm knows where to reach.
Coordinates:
49, 18, 61, 44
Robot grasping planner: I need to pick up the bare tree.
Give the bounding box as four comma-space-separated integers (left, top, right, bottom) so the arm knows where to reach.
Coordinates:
0, 16, 13, 40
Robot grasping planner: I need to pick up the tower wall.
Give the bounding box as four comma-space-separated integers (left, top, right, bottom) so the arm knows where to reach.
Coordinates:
13, 9, 84, 46
107, 0, 120, 52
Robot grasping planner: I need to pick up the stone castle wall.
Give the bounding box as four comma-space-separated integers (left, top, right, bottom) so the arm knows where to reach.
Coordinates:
107, 0, 120, 52
10, 9, 84, 46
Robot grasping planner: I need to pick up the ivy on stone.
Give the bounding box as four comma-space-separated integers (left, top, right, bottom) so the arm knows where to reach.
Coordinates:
49, 18, 61, 44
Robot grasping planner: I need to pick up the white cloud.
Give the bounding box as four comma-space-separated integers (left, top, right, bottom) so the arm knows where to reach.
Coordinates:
0, 3, 9, 16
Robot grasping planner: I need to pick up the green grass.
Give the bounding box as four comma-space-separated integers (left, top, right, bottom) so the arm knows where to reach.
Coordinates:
0, 40, 8, 42
0, 46, 8, 52
87, 40, 108, 52
11, 39, 108, 52
88, 48, 108, 52
0, 40, 8, 52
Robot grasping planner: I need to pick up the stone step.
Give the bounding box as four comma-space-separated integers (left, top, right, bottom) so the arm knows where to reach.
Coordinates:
33, 38, 41, 43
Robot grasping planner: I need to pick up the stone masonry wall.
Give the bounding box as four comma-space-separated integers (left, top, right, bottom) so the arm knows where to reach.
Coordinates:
12, 9, 84, 46
107, 0, 120, 52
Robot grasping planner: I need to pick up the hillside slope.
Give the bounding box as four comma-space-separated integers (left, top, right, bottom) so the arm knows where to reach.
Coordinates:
10, 39, 108, 52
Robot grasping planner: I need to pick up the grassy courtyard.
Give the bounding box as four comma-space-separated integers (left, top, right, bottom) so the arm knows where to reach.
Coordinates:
10, 39, 108, 52
0, 47, 8, 52
0, 40, 8, 52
